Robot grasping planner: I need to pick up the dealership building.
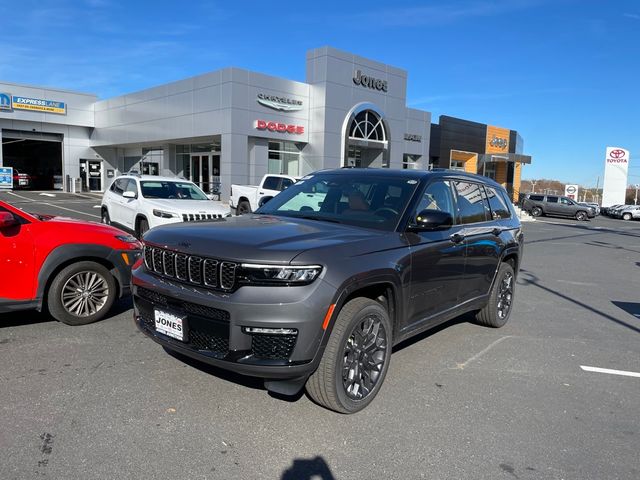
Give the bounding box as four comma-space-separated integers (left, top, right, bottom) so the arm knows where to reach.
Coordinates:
0, 46, 530, 201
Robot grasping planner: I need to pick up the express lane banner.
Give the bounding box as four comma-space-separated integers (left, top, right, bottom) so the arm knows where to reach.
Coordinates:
11, 96, 66, 114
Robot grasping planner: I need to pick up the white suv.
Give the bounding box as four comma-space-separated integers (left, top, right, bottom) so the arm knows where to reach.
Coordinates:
101, 175, 230, 237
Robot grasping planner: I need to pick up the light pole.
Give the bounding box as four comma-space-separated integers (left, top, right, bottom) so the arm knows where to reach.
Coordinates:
635, 184, 639, 205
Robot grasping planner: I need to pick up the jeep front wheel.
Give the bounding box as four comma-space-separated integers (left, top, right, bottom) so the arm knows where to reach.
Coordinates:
531, 206, 542, 217
306, 297, 392, 414
47, 261, 117, 326
575, 210, 587, 221
622, 213, 632, 221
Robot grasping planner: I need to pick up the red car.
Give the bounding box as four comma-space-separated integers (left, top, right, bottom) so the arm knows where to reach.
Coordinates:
0, 200, 142, 325
12, 169, 32, 189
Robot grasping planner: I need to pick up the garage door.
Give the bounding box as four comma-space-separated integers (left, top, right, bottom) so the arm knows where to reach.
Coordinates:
1, 129, 63, 190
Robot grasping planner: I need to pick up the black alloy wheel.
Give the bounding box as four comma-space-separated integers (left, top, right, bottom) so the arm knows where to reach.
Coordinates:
475, 262, 516, 328
306, 297, 392, 413
342, 313, 388, 401
496, 270, 514, 321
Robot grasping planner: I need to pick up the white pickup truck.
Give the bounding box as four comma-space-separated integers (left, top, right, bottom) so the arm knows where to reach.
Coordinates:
230, 174, 297, 214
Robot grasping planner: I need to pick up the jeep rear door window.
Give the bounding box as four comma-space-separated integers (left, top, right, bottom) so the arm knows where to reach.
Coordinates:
453, 181, 489, 224
257, 172, 421, 231
485, 186, 511, 219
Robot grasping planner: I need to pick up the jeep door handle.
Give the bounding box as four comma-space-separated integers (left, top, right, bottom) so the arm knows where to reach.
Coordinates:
450, 233, 465, 244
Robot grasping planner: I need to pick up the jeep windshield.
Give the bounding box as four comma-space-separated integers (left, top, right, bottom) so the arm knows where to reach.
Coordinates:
140, 181, 208, 200
255, 172, 421, 231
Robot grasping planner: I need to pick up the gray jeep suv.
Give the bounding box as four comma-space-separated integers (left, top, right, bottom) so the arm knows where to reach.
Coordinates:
522, 193, 595, 221
132, 169, 524, 413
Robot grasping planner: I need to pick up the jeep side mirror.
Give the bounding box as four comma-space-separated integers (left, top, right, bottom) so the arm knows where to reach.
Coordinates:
123, 191, 136, 199
0, 212, 17, 229
411, 210, 453, 231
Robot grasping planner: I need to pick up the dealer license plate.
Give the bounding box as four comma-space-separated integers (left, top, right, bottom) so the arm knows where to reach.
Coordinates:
19, 180, 28, 185
154, 309, 185, 341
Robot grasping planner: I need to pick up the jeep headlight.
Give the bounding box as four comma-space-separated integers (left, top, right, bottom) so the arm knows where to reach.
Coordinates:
153, 209, 178, 218
238, 264, 322, 286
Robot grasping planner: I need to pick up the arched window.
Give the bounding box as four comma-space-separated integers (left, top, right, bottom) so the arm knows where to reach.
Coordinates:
348, 110, 386, 143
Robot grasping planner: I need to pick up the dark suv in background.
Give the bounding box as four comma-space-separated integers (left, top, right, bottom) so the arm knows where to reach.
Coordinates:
132, 169, 524, 413
522, 193, 596, 221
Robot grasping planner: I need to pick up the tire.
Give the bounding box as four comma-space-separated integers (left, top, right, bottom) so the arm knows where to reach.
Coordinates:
575, 210, 587, 221
475, 262, 515, 328
47, 261, 117, 326
531, 206, 542, 217
306, 297, 392, 414
136, 217, 149, 238
101, 207, 110, 225
622, 213, 632, 221
237, 201, 251, 215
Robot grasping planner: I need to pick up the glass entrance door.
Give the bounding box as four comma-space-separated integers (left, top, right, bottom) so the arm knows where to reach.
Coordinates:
190, 154, 219, 193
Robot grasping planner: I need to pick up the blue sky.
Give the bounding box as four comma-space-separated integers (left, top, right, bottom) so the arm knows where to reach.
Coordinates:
0, 0, 638, 186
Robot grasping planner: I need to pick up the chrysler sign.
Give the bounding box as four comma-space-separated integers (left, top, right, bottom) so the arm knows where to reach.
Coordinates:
257, 93, 303, 112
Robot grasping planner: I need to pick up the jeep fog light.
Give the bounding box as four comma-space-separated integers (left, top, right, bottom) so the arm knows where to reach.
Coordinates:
243, 327, 298, 335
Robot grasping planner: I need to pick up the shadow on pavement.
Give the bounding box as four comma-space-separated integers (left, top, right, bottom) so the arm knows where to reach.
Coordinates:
162, 346, 266, 392
519, 269, 640, 335
612, 301, 640, 320
0, 309, 55, 328
281, 456, 335, 480
392, 314, 471, 354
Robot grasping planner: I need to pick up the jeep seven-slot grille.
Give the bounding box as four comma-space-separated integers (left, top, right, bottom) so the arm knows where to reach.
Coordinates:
144, 245, 237, 290
182, 213, 223, 222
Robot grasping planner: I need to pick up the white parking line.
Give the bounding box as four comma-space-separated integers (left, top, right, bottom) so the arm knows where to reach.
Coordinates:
456, 336, 511, 369
7, 191, 36, 202
41, 203, 100, 219
580, 366, 640, 378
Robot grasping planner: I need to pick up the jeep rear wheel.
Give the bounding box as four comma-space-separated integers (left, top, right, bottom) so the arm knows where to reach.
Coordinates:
531, 206, 542, 217
575, 210, 587, 221
475, 262, 515, 328
306, 297, 392, 414
47, 261, 117, 326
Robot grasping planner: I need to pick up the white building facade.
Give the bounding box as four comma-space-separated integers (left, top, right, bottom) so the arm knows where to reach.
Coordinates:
0, 47, 431, 200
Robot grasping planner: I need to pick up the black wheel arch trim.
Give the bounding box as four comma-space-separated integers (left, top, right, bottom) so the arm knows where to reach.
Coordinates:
319, 271, 402, 347
36, 244, 134, 310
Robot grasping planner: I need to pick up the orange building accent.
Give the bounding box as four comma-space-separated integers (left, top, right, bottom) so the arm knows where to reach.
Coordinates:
485, 125, 510, 154
450, 150, 478, 173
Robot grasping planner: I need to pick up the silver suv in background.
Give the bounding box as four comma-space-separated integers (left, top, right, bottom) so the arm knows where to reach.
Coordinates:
522, 193, 596, 221
616, 205, 640, 221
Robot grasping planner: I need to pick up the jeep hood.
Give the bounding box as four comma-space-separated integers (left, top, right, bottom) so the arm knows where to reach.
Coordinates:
144, 199, 229, 214
142, 214, 392, 264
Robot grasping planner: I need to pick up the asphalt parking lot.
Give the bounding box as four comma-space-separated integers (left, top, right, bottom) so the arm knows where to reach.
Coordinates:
1, 194, 639, 479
